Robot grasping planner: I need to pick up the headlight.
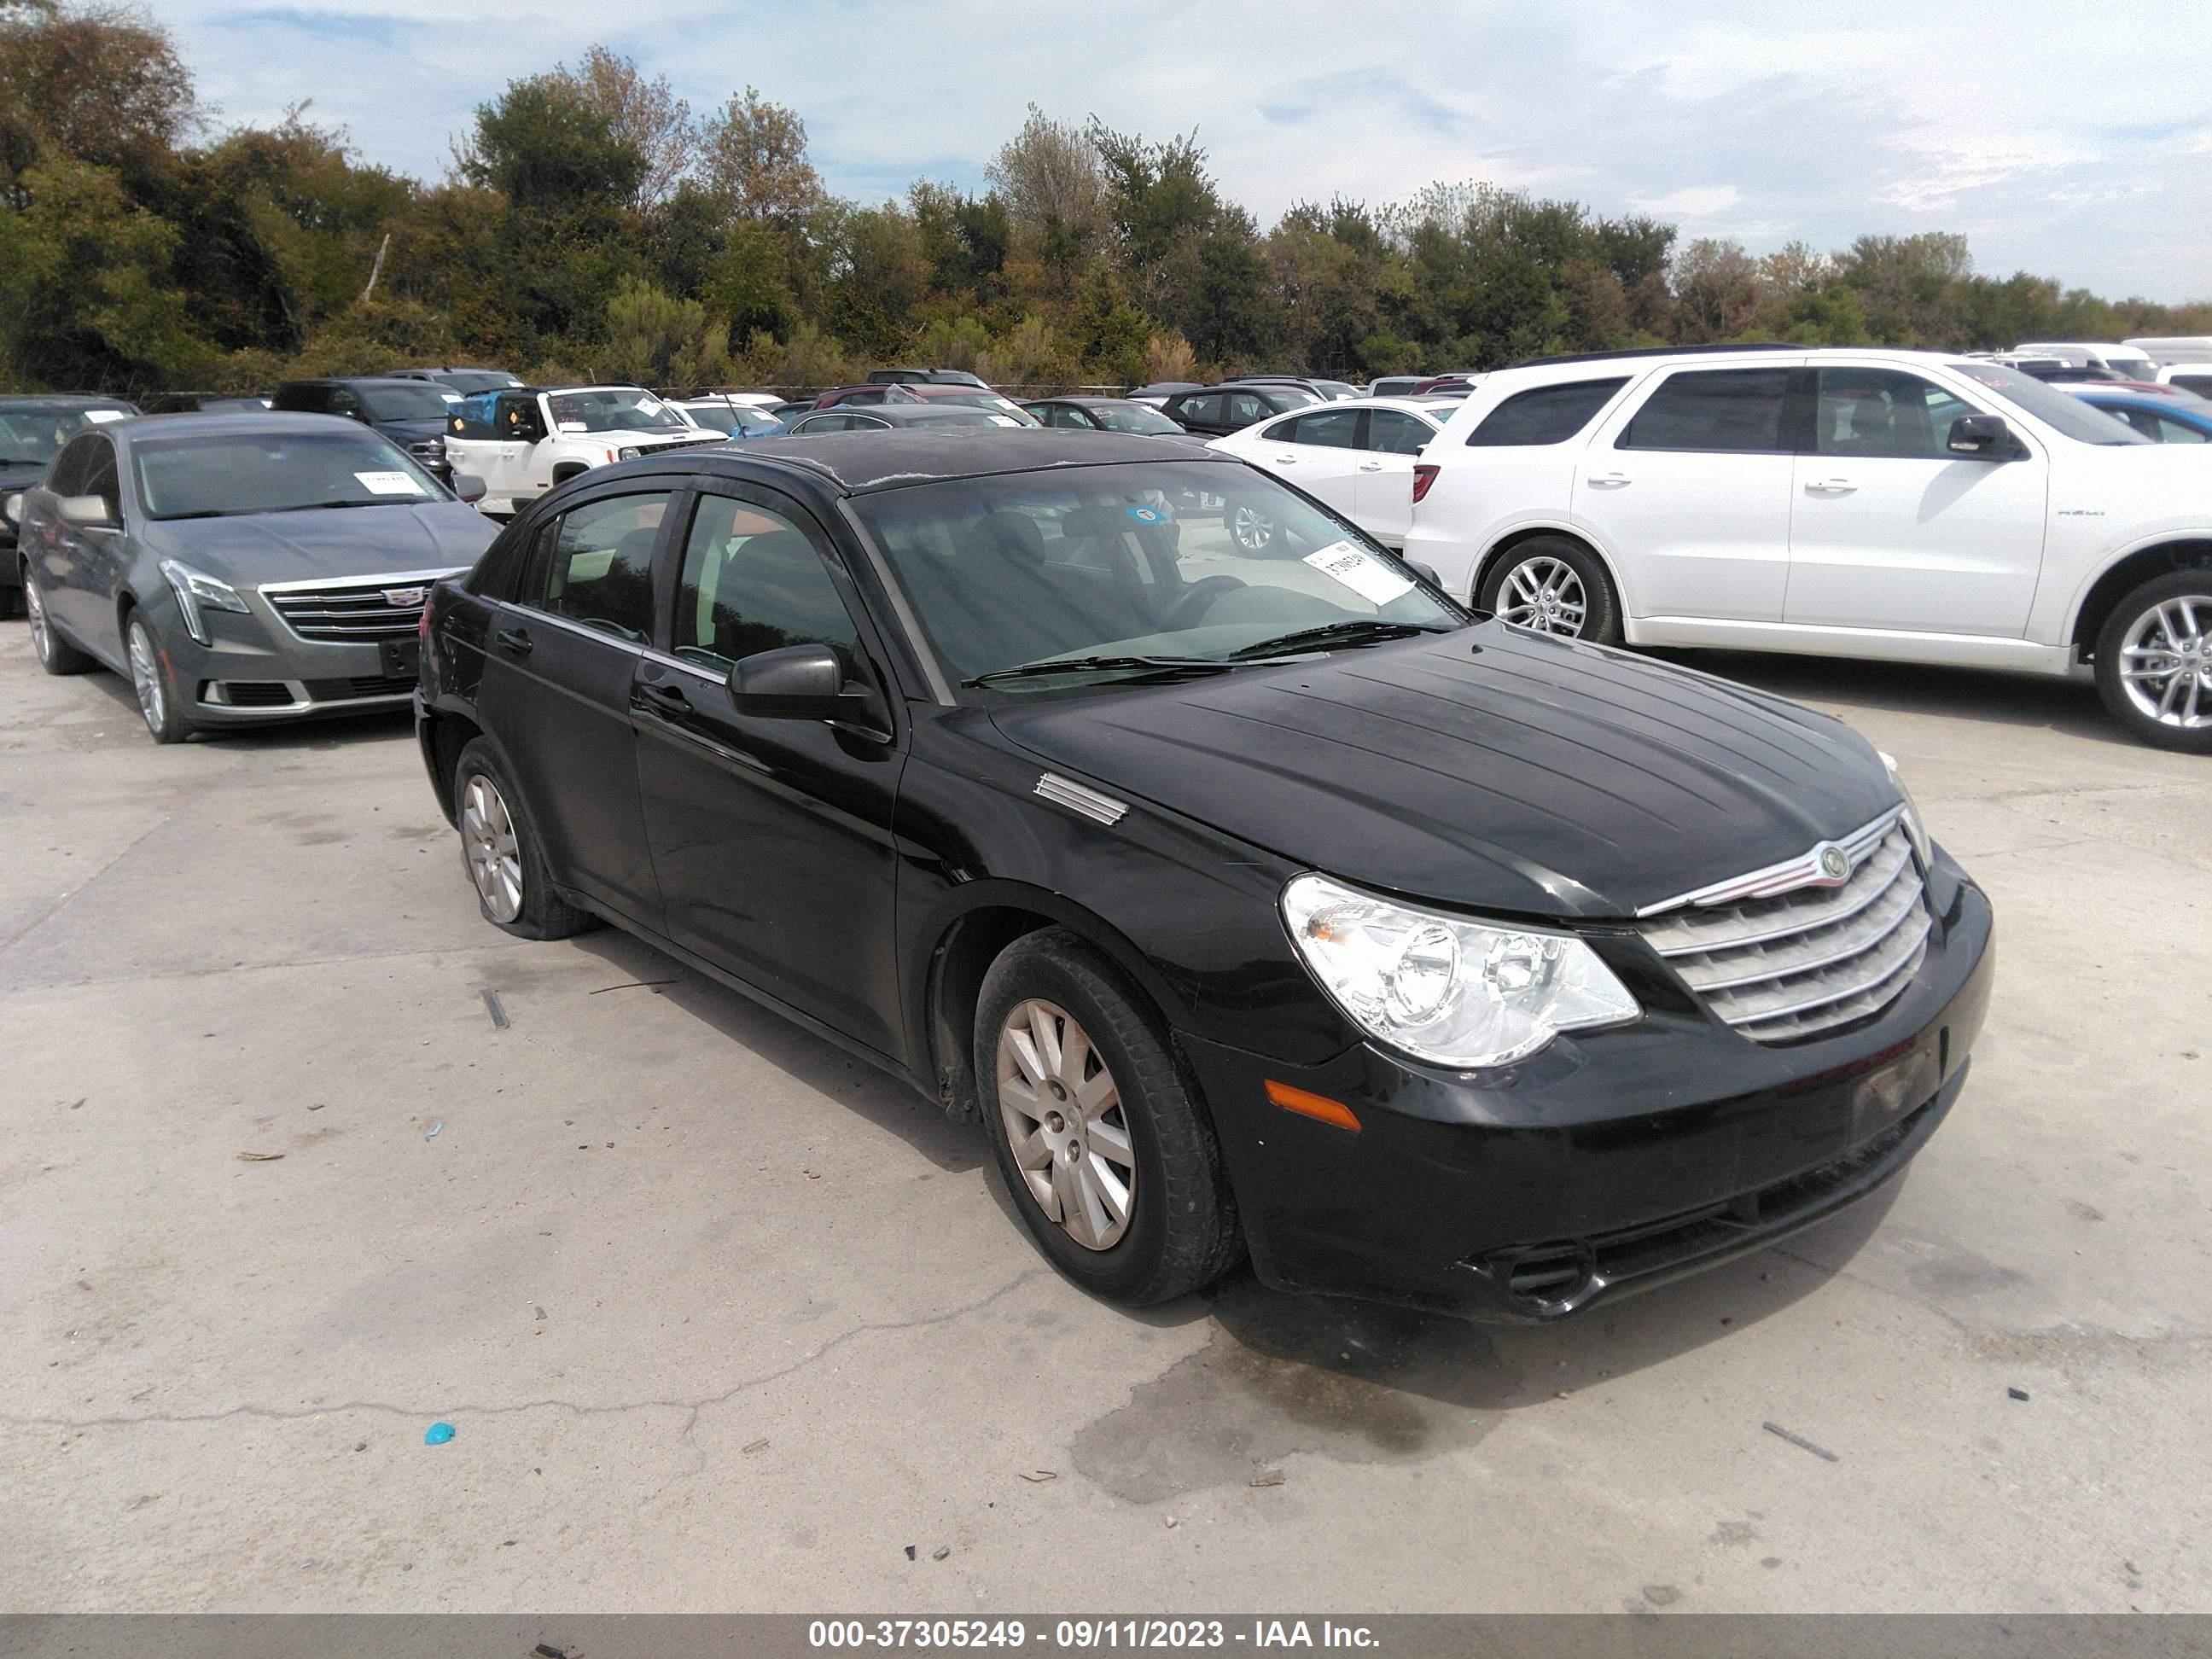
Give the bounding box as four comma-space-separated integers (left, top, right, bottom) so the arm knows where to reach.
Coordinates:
158, 558, 248, 646
1281, 874, 1639, 1068
617, 446, 641, 461
1879, 751, 1934, 869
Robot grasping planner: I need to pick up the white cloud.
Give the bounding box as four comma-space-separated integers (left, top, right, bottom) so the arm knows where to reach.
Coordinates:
1630, 185, 1741, 218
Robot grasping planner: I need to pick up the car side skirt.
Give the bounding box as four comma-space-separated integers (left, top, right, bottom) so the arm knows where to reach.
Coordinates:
1625, 615, 2086, 678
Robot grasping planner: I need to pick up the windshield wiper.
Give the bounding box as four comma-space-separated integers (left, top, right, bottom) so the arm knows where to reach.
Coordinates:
1225, 619, 1453, 660
965, 654, 1273, 687
275, 498, 389, 511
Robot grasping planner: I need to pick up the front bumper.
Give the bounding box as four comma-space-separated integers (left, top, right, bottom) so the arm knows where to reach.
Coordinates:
1179, 854, 1994, 1322
143, 585, 425, 725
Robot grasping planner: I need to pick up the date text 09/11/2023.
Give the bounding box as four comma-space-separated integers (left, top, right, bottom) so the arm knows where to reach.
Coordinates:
805, 1618, 1379, 1649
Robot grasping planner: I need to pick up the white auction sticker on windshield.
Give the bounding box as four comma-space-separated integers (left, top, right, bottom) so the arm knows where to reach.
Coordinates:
1303, 539, 1413, 607
987, 414, 1021, 427
84, 409, 127, 423
353, 470, 428, 496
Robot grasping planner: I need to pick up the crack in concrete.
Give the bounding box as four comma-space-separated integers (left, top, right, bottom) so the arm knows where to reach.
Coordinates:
0, 1269, 1045, 1436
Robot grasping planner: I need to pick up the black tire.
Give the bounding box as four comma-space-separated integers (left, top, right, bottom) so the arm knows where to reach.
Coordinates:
975, 928, 1242, 1306
124, 611, 195, 744
2093, 570, 2212, 753
451, 736, 597, 939
1477, 534, 1623, 645
22, 560, 95, 675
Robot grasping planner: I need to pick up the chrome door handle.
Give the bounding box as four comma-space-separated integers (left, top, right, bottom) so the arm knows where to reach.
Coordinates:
1359, 463, 1384, 472
1273, 455, 1297, 464
1586, 472, 1631, 488
1804, 479, 1858, 495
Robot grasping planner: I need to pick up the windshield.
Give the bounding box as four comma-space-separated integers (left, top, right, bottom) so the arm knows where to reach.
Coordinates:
358, 383, 461, 422
1090, 403, 1185, 435
850, 460, 1464, 692
926, 390, 1041, 424
133, 429, 446, 519
0, 404, 132, 464
1945, 362, 2151, 445
547, 388, 687, 434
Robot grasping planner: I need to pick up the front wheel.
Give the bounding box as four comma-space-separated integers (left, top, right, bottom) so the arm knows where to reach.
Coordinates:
1477, 535, 1622, 644
1228, 503, 1278, 551
975, 928, 1241, 1306
125, 614, 195, 743
2094, 573, 2212, 752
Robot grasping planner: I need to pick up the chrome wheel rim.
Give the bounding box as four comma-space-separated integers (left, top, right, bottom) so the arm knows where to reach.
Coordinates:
24, 569, 51, 664
2118, 594, 2212, 730
461, 773, 524, 922
1497, 556, 1588, 636
996, 998, 1137, 1252
1230, 504, 1274, 550
126, 620, 165, 732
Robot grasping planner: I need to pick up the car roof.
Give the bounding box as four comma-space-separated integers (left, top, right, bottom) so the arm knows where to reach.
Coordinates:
651, 428, 1233, 497
0, 393, 137, 408
285, 375, 448, 388
1033, 396, 1150, 407
100, 411, 362, 442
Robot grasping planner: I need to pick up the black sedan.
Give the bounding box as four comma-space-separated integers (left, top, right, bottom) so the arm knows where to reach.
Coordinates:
1023, 397, 1207, 440
414, 430, 1993, 1320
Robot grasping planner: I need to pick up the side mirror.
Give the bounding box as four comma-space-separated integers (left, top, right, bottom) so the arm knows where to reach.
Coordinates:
727, 642, 881, 726
59, 493, 114, 528
451, 472, 488, 505
3, 492, 20, 527
1406, 559, 1444, 588
1947, 415, 2017, 459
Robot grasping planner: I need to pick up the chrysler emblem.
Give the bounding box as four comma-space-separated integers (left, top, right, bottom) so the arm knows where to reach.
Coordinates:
382, 586, 429, 608
1813, 843, 1851, 885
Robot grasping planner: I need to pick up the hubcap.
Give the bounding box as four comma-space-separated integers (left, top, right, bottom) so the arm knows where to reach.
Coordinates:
127, 621, 165, 732
996, 998, 1137, 1251
2117, 594, 2212, 730
25, 570, 50, 663
461, 774, 524, 922
1497, 556, 1588, 636
1230, 504, 1274, 551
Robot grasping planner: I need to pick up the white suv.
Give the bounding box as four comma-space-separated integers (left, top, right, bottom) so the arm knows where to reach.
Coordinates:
1402, 346, 2212, 750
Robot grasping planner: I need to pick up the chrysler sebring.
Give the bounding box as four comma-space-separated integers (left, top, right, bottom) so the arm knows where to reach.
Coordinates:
413, 430, 1994, 1320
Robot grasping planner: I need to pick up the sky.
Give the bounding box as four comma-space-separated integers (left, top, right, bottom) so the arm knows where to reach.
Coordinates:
160, 0, 2212, 305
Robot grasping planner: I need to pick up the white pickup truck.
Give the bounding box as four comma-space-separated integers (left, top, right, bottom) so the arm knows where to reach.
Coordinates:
443, 385, 725, 515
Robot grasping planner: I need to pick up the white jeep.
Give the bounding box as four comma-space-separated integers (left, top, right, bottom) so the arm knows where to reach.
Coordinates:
444, 385, 725, 515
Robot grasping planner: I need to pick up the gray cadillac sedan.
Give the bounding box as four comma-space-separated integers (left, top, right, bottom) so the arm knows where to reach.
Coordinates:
12, 412, 497, 742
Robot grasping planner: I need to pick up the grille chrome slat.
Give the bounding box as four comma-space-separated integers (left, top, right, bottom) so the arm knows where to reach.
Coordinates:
263, 576, 443, 643
1636, 818, 1933, 1045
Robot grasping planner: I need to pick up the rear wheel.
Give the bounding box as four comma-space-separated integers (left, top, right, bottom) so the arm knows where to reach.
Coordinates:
452, 737, 597, 938
1478, 535, 1622, 645
975, 928, 1241, 1306
23, 562, 94, 675
2094, 573, 2212, 753
125, 614, 194, 743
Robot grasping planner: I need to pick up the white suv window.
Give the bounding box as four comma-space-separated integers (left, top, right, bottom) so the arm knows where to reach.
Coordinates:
1618, 367, 1793, 454
1467, 378, 1627, 446
1814, 368, 1977, 460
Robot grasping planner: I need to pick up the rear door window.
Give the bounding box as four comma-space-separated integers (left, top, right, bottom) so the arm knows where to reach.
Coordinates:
1283, 407, 1362, 448
525, 492, 672, 643
1174, 394, 1224, 428
1225, 392, 1272, 427
1618, 369, 1794, 454
1469, 378, 1628, 446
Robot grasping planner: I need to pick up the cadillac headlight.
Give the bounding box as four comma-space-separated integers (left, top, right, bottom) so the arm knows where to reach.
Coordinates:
158, 558, 248, 645
1281, 874, 1639, 1068
1879, 750, 1934, 869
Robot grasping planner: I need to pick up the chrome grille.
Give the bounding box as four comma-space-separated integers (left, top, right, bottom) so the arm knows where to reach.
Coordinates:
262, 573, 457, 643
1637, 816, 1930, 1045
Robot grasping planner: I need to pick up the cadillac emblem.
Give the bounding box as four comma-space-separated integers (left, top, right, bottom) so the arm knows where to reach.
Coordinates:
382, 586, 429, 608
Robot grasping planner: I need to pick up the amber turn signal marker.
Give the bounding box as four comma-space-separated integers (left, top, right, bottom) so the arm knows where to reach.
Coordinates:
1264, 1079, 1361, 1132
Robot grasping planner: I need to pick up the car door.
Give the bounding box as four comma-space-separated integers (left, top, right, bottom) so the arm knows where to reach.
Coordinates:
1785, 364, 2049, 635
474, 486, 673, 928
38, 433, 122, 648
1353, 408, 1437, 545
632, 485, 907, 1054
1577, 364, 1802, 622
1254, 406, 1365, 518
1223, 390, 1274, 434
491, 392, 544, 502
1168, 393, 1225, 434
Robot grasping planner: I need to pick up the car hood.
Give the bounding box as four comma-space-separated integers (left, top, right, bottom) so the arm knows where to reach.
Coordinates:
373, 417, 451, 442
988, 624, 1900, 919
143, 501, 498, 582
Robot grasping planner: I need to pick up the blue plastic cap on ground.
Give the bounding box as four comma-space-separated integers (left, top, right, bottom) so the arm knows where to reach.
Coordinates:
423, 1422, 456, 1446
